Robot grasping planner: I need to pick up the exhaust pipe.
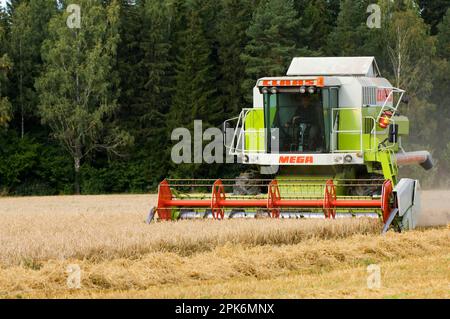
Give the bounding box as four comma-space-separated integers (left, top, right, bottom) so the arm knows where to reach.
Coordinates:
395, 151, 433, 170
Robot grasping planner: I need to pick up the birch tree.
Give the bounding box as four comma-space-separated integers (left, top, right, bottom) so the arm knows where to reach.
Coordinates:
36, 0, 132, 194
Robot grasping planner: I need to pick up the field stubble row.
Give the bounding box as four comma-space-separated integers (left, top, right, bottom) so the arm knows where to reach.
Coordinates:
0, 191, 448, 267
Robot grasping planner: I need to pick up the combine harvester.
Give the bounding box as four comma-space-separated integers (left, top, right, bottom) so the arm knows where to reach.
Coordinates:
148, 57, 432, 233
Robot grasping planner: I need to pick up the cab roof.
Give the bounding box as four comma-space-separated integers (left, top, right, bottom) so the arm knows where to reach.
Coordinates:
287, 57, 381, 77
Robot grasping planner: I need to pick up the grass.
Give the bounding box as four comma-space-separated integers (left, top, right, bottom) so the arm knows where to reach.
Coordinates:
0, 193, 448, 298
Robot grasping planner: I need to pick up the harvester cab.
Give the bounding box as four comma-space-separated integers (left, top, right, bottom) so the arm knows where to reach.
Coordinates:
149, 57, 432, 233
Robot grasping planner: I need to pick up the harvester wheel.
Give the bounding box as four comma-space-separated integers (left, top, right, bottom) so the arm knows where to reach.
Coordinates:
381, 180, 394, 223
212, 210, 225, 220
323, 179, 336, 219
324, 180, 337, 219
349, 174, 383, 196
233, 172, 262, 195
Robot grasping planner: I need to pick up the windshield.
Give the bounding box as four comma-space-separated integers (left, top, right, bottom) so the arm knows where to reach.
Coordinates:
264, 90, 330, 153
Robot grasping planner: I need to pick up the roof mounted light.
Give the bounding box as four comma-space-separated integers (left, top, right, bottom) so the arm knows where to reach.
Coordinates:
259, 77, 324, 88
261, 87, 269, 94
307, 87, 315, 94
299, 86, 306, 94
270, 87, 278, 95
378, 110, 393, 129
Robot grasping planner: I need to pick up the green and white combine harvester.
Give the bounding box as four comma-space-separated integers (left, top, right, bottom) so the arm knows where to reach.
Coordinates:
148, 57, 432, 233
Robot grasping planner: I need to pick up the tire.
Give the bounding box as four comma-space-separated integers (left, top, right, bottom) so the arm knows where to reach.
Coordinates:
232, 172, 262, 195
349, 174, 383, 196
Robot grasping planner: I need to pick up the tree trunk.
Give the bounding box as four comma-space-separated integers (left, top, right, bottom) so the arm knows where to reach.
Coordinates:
20, 38, 24, 139
74, 143, 82, 195
21, 107, 24, 139
74, 156, 81, 195
73, 31, 81, 195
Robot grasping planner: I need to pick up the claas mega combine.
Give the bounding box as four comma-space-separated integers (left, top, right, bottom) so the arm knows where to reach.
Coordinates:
148, 57, 432, 232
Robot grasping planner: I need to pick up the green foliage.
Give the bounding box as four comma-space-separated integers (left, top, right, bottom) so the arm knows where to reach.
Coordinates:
0, 10, 12, 129
166, 0, 222, 178
300, 0, 334, 52
0, 53, 12, 128
0, 133, 38, 190
418, 0, 450, 35
430, 8, 450, 184
241, 0, 301, 102
437, 8, 450, 59
0, 0, 448, 193
326, 0, 373, 56
7, 0, 56, 137
169, 0, 219, 128
0, 132, 73, 195
36, 0, 132, 193
217, 0, 253, 114
383, 6, 435, 95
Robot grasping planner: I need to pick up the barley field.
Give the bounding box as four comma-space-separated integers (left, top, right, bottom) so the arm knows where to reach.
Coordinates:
0, 191, 448, 299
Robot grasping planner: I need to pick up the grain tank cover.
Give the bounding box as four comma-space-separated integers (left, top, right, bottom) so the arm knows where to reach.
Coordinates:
287, 57, 381, 77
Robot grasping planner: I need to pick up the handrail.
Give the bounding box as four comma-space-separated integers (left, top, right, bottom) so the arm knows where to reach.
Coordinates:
331, 107, 363, 154
225, 108, 257, 156
376, 87, 405, 121
364, 116, 377, 152
226, 87, 405, 157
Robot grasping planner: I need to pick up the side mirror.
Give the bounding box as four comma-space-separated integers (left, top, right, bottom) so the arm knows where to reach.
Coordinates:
222, 121, 231, 133
223, 121, 233, 148
401, 95, 411, 104
389, 124, 399, 143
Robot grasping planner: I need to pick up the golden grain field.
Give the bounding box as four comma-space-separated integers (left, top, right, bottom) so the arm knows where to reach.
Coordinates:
0, 191, 448, 299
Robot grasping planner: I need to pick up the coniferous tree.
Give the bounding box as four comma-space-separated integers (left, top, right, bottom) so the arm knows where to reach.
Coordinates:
0, 8, 11, 128
432, 8, 450, 185
139, 0, 172, 129
117, 0, 145, 123
170, 1, 219, 128
36, 0, 132, 194
217, 0, 254, 114
165, 0, 188, 73
417, 0, 449, 35
140, 0, 173, 178
300, 0, 333, 53
241, 0, 300, 102
325, 0, 372, 56
436, 8, 450, 59
168, 0, 220, 178
8, 0, 56, 138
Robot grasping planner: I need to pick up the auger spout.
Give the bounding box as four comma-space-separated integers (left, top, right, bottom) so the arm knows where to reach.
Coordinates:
396, 151, 433, 170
